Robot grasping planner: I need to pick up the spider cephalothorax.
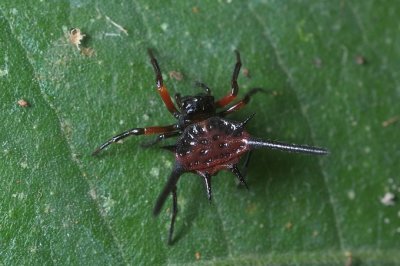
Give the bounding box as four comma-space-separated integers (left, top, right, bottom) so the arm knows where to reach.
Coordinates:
92, 50, 328, 245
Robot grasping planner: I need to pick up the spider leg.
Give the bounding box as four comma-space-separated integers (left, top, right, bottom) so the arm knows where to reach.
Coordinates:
153, 164, 183, 216
140, 131, 181, 148
194, 81, 212, 95
153, 164, 184, 245
92, 124, 179, 155
242, 151, 252, 177
148, 49, 180, 118
204, 174, 212, 202
168, 185, 178, 245
218, 88, 267, 117
216, 50, 242, 107
230, 164, 249, 189
160, 145, 177, 152
198, 172, 212, 201
236, 151, 252, 188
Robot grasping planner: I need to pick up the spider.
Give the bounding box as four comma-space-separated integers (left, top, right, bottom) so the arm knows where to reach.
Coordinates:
92, 50, 328, 244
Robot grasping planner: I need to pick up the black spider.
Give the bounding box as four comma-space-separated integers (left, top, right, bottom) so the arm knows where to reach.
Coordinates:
92, 50, 328, 244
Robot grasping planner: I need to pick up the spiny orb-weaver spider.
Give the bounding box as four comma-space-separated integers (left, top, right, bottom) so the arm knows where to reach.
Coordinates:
92, 50, 328, 244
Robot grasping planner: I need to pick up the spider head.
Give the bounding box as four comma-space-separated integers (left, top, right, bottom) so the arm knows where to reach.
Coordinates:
178, 94, 216, 124
180, 94, 216, 117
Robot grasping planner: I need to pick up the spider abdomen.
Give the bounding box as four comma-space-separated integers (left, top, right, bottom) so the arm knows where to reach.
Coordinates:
176, 117, 250, 174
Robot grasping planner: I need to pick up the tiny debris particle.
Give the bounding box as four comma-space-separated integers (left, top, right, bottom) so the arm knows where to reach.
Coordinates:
313, 57, 322, 68
355, 55, 367, 65
150, 167, 160, 177
384, 217, 390, 224
195, 251, 201, 260
142, 114, 150, 121
89, 188, 97, 200
160, 23, 168, 32
169, 71, 183, 81
380, 192, 396, 206
17, 99, 29, 107
12, 192, 26, 200
30, 245, 38, 254
246, 202, 257, 214
44, 203, 51, 213
347, 190, 356, 200
20, 161, 28, 169
81, 47, 95, 57
382, 115, 399, 127
69, 28, 86, 50
105, 15, 128, 36
192, 6, 200, 13
285, 221, 293, 230
242, 68, 251, 78
0, 68, 8, 77
344, 251, 353, 266
101, 194, 115, 214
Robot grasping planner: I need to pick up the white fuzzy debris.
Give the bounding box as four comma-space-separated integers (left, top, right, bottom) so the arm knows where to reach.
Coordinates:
142, 114, 149, 121
101, 194, 115, 214
347, 190, 356, 200
0, 55, 9, 77
160, 23, 168, 31
69, 28, 85, 50
0, 68, 8, 77
150, 167, 160, 177
380, 192, 396, 206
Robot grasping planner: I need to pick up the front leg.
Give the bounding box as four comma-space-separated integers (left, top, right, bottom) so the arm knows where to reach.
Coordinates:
215, 50, 242, 107
140, 131, 181, 148
168, 185, 178, 245
218, 88, 267, 117
148, 49, 180, 118
92, 124, 179, 155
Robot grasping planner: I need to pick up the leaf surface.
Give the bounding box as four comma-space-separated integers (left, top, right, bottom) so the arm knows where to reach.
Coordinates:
0, 1, 399, 265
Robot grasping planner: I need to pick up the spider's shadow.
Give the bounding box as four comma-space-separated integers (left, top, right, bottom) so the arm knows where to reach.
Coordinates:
170, 145, 323, 243
169, 175, 204, 245
170, 154, 297, 244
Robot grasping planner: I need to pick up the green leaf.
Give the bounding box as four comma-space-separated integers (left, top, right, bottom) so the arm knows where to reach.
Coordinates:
1, 1, 399, 265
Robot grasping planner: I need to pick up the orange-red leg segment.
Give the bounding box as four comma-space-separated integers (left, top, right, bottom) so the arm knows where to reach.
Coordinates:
148, 49, 179, 117
218, 88, 265, 117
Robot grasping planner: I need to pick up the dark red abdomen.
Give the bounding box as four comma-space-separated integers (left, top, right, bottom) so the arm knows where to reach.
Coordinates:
176, 117, 250, 175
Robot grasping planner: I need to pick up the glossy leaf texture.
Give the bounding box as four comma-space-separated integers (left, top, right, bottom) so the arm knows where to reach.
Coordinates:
0, 1, 399, 265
